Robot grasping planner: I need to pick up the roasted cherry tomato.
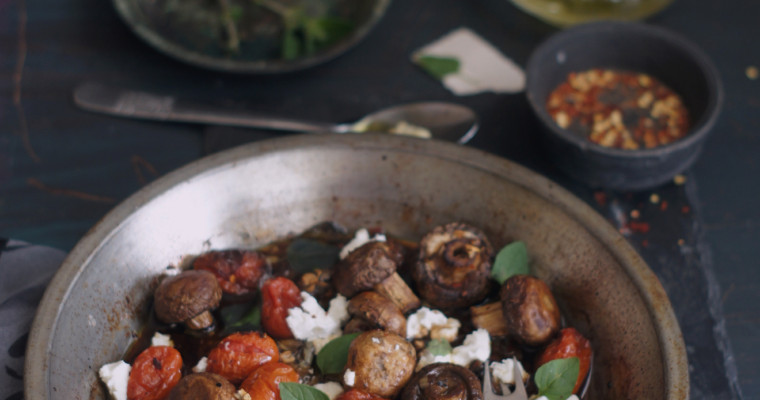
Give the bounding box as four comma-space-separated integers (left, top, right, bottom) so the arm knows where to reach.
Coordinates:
127, 346, 182, 400
261, 277, 302, 339
207, 332, 279, 384
240, 362, 299, 400
193, 250, 266, 296
336, 389, 388, 400
536, 327, 592, 394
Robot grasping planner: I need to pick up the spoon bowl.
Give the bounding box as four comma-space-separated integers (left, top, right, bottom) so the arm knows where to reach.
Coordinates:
73, 83, 480, 143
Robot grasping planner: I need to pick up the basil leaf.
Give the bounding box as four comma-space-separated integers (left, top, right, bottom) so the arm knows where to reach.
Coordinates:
426, 338, 452, 356
415, 55, 460, 80
280, 382, 329, 400
286, 238, 340, 274
220, 302, 261, 334
535, 357, 580, 400
316, 333, 360, 374
491, 241, 529, 285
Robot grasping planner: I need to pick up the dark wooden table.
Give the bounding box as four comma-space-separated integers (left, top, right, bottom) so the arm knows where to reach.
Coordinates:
1, 0, 757, 399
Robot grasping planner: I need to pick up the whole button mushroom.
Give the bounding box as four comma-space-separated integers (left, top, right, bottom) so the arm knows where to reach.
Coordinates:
500, 274, 561, 347
413, 223, 494, 310
344, 330, 416, 398
400, 363, 483, 400
345, 291, 406, 337
333, 241, 420, 313
167, 373, 236, 400
154, 270, 223, 330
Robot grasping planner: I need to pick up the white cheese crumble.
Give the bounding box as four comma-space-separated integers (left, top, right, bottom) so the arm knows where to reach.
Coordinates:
313, 382, 344, 400
286, 292, 349, 344
98, 360, 131, 400
235, 388, 252, 400
344, 369, 356, 387
150, 332, 174, 347
415, 328, 491, 371
192, 356, 208, 373
339, 228, 387, 259
490, 358, 528, 385
406, 307, 461, 342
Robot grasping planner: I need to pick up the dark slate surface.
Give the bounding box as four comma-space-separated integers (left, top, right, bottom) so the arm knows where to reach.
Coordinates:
1, 0, 757, 398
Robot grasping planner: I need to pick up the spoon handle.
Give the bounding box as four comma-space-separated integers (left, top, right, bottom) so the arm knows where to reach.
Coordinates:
73, 82, 337, 133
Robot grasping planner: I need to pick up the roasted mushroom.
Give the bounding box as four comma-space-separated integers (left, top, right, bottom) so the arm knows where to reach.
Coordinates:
344, 330, 416, 398
167, 373, 236, 400
153, 270, 222, 330
400, 363, 483, 400
333, 240, 420, 313
345, 291, 406, 337
500, 274, 561, 347
413, 223, 494, 309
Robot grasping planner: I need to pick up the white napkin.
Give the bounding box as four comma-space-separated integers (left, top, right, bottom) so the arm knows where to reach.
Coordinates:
412, 27, 526, 96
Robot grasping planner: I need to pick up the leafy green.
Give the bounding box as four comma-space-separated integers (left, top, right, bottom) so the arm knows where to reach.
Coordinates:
219, 301, 261, 334
534, 357, 580, 400
286, 238, 340, 274
491, 241, 529, 285
280, 382, 329, 400
415, 55, 460, 80
426, 338, 453, 356
316, 333, 360, 374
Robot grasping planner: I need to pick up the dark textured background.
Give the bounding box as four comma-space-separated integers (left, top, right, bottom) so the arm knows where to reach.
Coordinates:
0, 0, 756, 398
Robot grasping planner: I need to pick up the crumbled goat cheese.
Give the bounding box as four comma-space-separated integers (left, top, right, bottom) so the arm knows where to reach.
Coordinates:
415, 350, 455, 371
344, 369, 356, 387
286, 292, 349, 341
235, 389, 252, 400
150, 332, 174, 347
339, 228, 387, 259
313, 382, 344, 400
490, 358, 528, 385
406, 307, 460, 342
451, 329, 491, 366
98, 360, 131, 400
192, 356, 208, 373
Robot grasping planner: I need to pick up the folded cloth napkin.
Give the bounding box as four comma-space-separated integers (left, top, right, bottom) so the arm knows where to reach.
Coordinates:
0, 239, 66, 400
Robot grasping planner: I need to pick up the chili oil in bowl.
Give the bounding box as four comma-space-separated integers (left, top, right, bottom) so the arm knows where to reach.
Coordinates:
526, 21, 723, 190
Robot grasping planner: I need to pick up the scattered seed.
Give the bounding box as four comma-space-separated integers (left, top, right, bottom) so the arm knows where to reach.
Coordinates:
630, 209, 640, 219
650, 193, 660, 204
747, 66, 759, 80
673, 174, 687, 185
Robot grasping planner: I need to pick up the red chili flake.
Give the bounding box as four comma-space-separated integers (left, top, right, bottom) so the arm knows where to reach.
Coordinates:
546, 69, 690, 150
681, 205, 691, 214
628, 221, 651, 234
593, 191, 607, 206
641, 239, 649, 248
630, 209, 640, 219
660, 201, 669, 211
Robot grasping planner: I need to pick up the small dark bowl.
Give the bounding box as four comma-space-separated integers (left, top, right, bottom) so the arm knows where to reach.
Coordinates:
526, 22, 723, 190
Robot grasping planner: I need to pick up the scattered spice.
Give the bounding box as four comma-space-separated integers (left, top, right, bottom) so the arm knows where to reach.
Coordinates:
628, 221, 651, 234
547, 69, 690, 150
673, 174, 687, 185
660, 200, 669, 211
649, 193, 660, 204
630, 209, 640, 219
593, 191, 607, 206
681, 205, 691, 214
641, 239, 649, 248
747, 66, 759, 80
677, 239, 685, 246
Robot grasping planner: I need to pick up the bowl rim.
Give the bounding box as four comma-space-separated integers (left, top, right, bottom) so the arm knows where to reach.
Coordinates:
526, 21, 724, 159
24, 134, 689, 399
110, 0, 392, 73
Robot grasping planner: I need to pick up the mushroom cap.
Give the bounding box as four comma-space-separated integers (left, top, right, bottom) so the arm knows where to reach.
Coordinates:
167, 373, 236, 400
500, 274, 561, 347
400, 363, 483, 400
346, 291, 406, 337
332, 241, 404, 297
344, 330, 416, 398
154, 270, 223, 324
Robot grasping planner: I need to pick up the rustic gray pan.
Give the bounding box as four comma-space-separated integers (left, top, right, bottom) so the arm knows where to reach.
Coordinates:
24, 133, 688, 399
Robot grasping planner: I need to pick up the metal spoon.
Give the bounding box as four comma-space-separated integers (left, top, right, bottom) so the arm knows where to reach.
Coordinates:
73, 82, 480, 144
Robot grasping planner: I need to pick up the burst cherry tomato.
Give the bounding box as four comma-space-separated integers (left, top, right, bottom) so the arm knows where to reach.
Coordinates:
240, 362, 299, 400
536, 327, 592, 394
336, 389, 388, 400
261, 277, 302, 339
127, 346, 182, 400
207, 332, 279, 384
193, 250, 266, 296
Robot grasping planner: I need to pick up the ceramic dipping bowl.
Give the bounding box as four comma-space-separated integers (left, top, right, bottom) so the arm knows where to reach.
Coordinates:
526, 21, 723, 191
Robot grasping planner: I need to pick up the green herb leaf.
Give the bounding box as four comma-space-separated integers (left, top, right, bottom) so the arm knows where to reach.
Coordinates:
280, 382, 329, 400
219, 301, 261, 334
286, 238, 340, 274
316, 333, 360, 374
415, 55, 460, 80
534, 357, 580, 400
491, 241, 529, 285
426, 338, 453, 356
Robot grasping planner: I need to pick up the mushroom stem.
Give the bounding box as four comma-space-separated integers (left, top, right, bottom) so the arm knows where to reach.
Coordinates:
185, 310, 215, 331
374, 272, 421, 314
470, 302, 509, 336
